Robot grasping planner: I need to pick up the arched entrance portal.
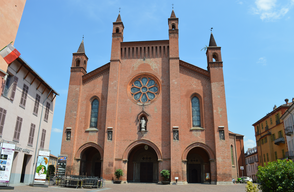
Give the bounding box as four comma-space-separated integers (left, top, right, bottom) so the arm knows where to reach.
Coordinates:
127, 144, 158, 183
187, 147, 210, 183
79, 147, 101, 177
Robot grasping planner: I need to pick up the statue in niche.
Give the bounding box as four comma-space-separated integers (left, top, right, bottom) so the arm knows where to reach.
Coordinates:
108, 131, 112, 141
173, 130, 179, 140
141, 117, 146, 131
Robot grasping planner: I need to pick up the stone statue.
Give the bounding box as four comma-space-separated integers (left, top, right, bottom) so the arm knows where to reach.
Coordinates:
108, 131, 112, 140
141, 117, 146, 131
173, 130, 179, 140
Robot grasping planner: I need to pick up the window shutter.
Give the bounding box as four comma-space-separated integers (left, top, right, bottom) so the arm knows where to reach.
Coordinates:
23, 85, 29, 106
10, 76, 18, 101
20, 84, 29, 107
28, 123, 35, 145
0, 108, 7, 136
31, 124, 35, 145
40, 129, 46, 148
17, 117, 22, 140
13, 117, 20, 140
33, 94, 40, 114
44, 102, 50, 121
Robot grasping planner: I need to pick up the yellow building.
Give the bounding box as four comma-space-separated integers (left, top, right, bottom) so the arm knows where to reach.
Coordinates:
49, 154, 58, 174
253, 100, 290, 166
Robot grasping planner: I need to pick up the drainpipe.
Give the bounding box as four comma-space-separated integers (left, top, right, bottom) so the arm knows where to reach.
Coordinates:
234, 135, 239, 177
30, 89, 53, 185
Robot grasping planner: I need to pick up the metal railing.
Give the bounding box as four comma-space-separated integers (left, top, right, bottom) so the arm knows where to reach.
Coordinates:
51, 175, 104, 189
274, 137, 285, 145
247, 159, 258, 164
285, 126, 293, 136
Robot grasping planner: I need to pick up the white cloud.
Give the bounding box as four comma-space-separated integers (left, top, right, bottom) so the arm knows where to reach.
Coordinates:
253, 0, 293, 20
256, 0, 276, 11
257, 57, 267, 66
52, 128, 62, 133
244, 139, 256, 151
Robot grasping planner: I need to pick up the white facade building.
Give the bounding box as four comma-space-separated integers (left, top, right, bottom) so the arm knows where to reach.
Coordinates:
0, 57, 58, 184
245, 147, 258, 182
280, 101, 294, 160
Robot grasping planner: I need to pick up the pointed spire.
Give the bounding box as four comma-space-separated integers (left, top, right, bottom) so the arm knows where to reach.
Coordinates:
77, 39, 85, 53
116, 13, 122, 22
209, 33, 217, 47
170, 10, 176, 18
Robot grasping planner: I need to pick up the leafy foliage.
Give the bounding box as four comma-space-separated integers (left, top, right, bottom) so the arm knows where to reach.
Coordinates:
256, 159, 294, 192
160, 169, 170, 181
115, 169, 123, 180
48, 165, 55, 175
245, 181, 258, 192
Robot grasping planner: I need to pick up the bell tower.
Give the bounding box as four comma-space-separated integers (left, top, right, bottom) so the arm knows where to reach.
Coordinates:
103, 13, 124, 180
207, 33, 232, 184
110, 13, 124, 61
168, 9, 182, 183
61, 39, 88, 174
71, 39, 88, 72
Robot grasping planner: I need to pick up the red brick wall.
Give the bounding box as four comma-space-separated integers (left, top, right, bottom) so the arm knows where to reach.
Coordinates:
60, 14, 236, 184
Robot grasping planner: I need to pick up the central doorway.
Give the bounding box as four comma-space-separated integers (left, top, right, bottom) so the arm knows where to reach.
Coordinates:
187, 147, 210, 183
127, 144, 158, 183
79, 147, 101, 177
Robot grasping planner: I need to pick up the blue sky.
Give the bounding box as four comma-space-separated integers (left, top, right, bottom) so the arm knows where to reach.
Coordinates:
14, 0, 294, 156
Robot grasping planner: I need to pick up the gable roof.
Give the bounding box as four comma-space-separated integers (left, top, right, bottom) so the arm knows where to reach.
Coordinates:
82, 63, 110, 83
179, 60, 210, 77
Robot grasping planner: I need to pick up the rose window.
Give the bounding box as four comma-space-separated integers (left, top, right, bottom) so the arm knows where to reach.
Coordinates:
130, 76, 159, 104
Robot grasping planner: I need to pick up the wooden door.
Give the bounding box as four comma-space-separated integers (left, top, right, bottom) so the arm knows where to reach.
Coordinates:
140, 162, 153, 182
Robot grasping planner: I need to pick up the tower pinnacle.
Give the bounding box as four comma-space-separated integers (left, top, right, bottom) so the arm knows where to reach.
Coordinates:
77, 39, 85, 53
209, 33, 217, 47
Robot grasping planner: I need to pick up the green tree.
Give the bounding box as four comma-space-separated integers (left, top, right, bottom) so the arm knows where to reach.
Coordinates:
160, 170, 170, 181
245, 181, 258, 192
114, 169, 123, 180
48, 165, 55, 175
256, 159, 294, 192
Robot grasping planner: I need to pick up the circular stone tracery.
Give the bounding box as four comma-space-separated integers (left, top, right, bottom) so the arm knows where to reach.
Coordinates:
130, 75, 160, 104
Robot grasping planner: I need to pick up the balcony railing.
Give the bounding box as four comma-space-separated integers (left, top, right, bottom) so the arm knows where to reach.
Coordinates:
285, 126, 293, 136
286, 151, 294, 159
247, 159, 258, 164
274, 137, 285, 145
265, 126, 269, 130
276, 120, 280, 125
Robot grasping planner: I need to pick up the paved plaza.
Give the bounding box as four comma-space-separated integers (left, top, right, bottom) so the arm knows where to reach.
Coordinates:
1, 183, 259, 192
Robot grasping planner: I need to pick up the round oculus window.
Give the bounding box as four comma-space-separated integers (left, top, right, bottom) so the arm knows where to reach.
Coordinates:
130, 75, 160, 104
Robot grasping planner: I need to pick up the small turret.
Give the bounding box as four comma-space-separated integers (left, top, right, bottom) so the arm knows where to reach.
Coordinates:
206, 32, 222, 67
72, 39, 88, 73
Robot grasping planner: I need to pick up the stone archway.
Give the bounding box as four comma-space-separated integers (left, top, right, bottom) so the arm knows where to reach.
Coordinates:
182, 142, 216, 184
123, 140, 162, 183
75, 142, 103, 177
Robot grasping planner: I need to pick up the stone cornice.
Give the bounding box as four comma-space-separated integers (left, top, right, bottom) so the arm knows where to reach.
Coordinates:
208, 62, 223, 68
179, 60, 210, 77
70, 67, 87, 74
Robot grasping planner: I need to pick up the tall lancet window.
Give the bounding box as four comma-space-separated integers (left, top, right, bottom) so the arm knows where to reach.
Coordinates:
192, 97, 201, 127
90, 99, 99, 128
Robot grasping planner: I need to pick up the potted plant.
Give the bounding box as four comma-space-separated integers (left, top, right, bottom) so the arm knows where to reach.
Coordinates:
160, 169, 170, 184
113, 169, 123, 184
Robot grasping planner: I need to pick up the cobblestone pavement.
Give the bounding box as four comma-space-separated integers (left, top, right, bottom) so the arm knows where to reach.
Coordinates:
2, 183, 258, 192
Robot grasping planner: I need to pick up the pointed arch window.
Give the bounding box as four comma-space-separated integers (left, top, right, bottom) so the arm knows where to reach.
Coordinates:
231, 145, 234, 165
191, 96, 201, 127
90, 99, 99, 128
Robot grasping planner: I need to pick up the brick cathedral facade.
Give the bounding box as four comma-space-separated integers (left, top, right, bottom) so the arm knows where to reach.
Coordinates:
60, 11, 245, 184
